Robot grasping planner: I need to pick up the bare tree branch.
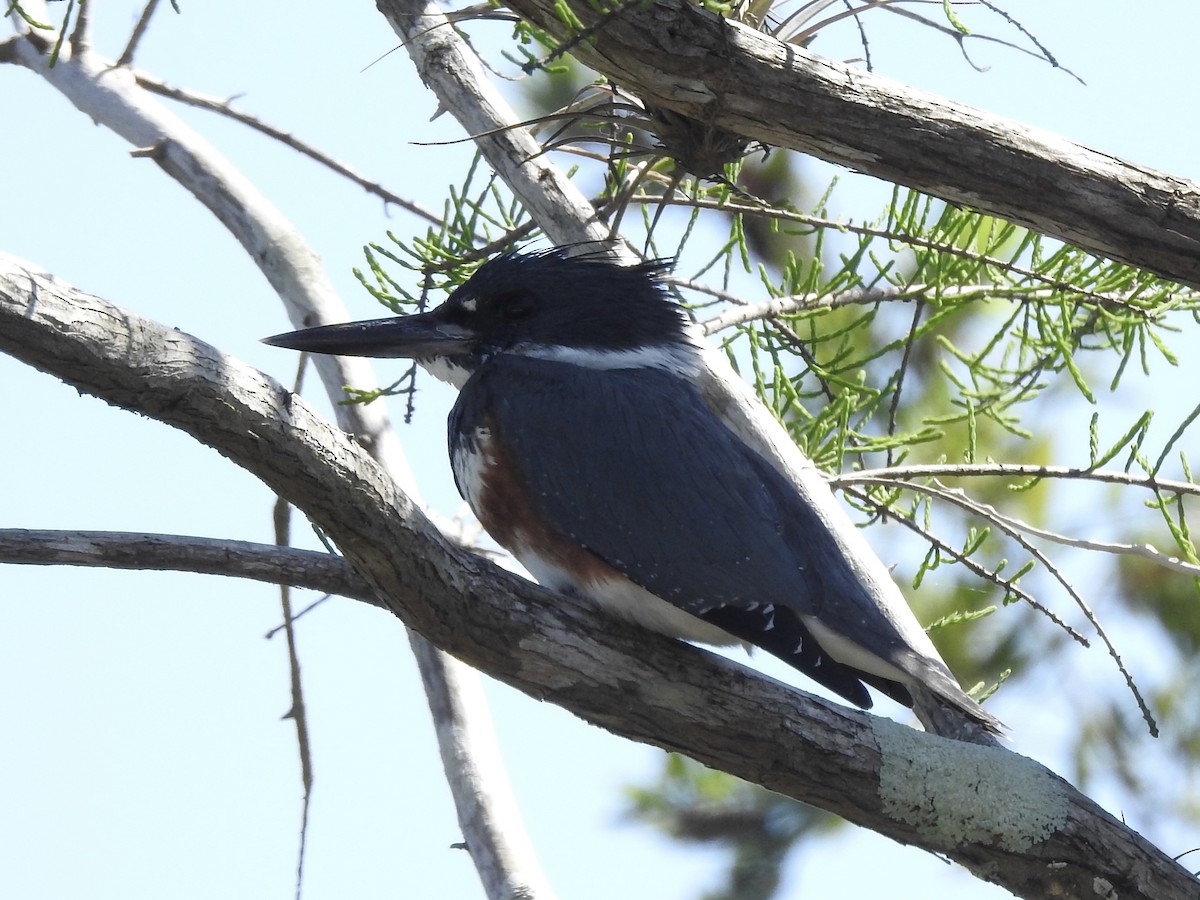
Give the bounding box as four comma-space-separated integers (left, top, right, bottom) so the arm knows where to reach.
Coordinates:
0, 528, 378, 602
131, 71, 446, 226
835, 462, 1200, 498
117, 0, 163, 67
2, 246, 1196, 900
272, 495, 315, 899
2, 28, 418, 495
836, 466, 1200, 576
503, 0, 1200, 291
376, 0, 614, 250
67, 0, 88, 53
698, 283, 1174, 334
409, 637, 557, 900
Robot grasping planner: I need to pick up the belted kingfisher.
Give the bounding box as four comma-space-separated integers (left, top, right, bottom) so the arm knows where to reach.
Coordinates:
265, 248, 1001, 742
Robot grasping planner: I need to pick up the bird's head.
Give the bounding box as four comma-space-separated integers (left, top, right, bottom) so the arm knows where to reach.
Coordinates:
263, 249, 696, 384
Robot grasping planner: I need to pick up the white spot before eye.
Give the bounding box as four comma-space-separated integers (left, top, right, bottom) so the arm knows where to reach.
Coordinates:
460, 296, 477, 312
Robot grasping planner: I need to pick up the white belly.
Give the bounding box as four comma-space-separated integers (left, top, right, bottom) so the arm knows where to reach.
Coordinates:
518, 551, 745, 648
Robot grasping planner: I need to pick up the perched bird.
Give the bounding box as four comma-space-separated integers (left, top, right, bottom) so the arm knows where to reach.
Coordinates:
265, 248, 1001, 742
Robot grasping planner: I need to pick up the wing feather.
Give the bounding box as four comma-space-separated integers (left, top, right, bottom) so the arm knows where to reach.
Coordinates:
451, 356, 932, 709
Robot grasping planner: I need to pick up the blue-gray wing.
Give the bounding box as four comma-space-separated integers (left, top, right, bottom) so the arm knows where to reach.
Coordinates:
452, 356, 921, 708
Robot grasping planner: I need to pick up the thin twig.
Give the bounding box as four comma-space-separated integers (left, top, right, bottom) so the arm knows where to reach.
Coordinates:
68, 0, 88, 53
886, 296, 924, 467
841, 468, 1200, 576
274, 357, 313, 900
520, 0, 643, 74
837, 462, 1200, 499
766, 314, 838, 402
274, 493, 313, 900
652, 194, 1176, 318
697, 283, 1144, 333
133, 72, 444, 226
846, 474, 1159, 735
972, 0, 1077, 77
840, 484, 1080, 640
117, 0, 161, 67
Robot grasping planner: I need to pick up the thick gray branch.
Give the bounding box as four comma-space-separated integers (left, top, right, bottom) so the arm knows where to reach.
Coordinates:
376, 0, 611, 249
503, 0, 1200, 291
2, 260, 1195, 900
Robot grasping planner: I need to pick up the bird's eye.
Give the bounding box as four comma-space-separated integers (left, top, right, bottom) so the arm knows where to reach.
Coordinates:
497, 291, 533, 321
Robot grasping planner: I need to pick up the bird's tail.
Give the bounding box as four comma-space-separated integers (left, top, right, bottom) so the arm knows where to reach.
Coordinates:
909, 682, 1005, 746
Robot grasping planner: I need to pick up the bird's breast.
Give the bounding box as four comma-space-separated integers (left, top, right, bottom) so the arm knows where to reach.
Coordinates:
450, 418, 741, 647
451, 418, 616, 585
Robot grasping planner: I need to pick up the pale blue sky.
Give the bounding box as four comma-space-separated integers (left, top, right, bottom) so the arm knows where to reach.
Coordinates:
2, 3, 1196, 899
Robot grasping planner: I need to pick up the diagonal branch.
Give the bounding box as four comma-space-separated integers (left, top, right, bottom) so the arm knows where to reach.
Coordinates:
116, 0, 163, 67
2, 248, 1196, 900
376, 0, 613, 250
132, 71, 445, 226
502, 0, 1200, 291
2, 24, 418, 496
